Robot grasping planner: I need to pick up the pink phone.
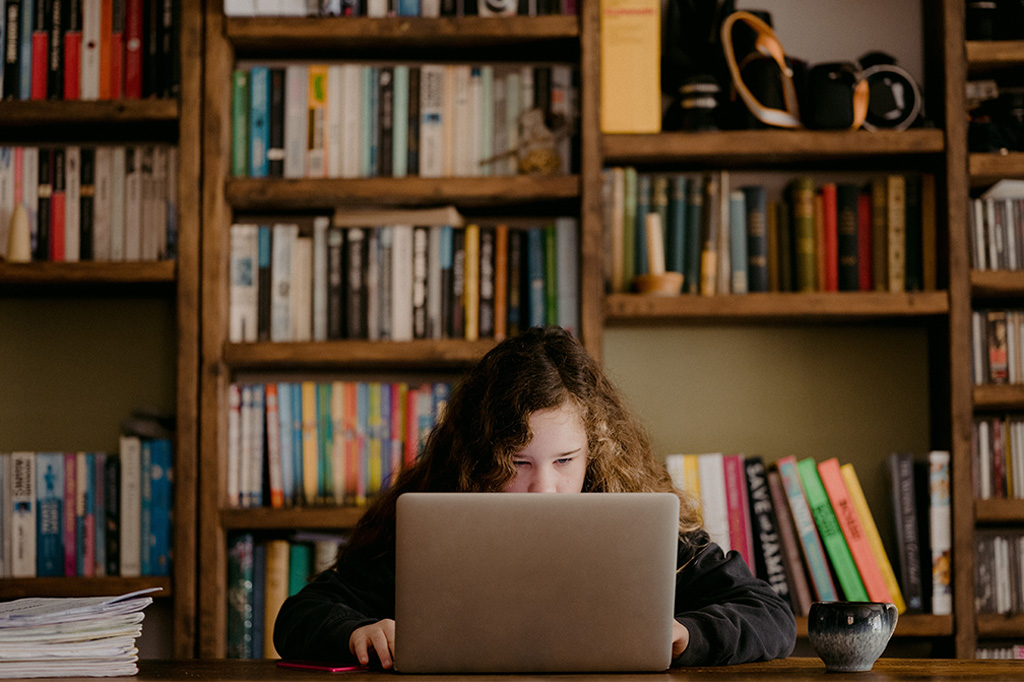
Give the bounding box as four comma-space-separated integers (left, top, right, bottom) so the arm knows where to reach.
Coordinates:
276, 661, 369, 673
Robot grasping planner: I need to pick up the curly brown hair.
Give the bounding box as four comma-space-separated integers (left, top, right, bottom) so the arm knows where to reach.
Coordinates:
336, 326, 703, 563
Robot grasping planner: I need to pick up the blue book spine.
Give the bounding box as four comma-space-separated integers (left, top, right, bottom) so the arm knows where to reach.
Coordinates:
378, 382, 393, 490
251, 385, 265, 507
140, 441, 153, 576
361, 66, 375, 177
277, 382, 295, 506
666, 175, 688, 275
291, 381, 304, 504
526, 228, 545, 328
77, 452, 95, 577
148, 440, 173, 577
18, 0, 33, 100
35, 453, 64, 577
728, 190, 748, 294
392, 65, 409, 178
397, 0, 419, 14
249, 66, 271, 178
93, 452, 106, 576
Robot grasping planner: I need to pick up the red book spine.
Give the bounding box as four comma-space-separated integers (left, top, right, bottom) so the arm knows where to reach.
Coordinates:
403, 385, 418, 469
723, 453, 755, 572
122, 0, 142, 98
49, 148, 66, 262
64, 33, 82, 99
31, 32, 49, 99
99, 0, 113, 99
63, 453, 78, 577
821, 182, 838, 292
858, 191, 873, 291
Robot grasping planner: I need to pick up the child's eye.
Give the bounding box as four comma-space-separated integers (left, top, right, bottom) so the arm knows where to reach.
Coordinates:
555, 457, 574, 465
512, 460, 530, 468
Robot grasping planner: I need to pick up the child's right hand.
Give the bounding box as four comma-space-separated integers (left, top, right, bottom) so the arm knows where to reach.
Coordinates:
349, 619, 396, 669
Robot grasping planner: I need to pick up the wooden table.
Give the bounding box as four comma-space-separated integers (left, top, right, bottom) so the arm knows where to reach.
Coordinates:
36, 658, 1024, 681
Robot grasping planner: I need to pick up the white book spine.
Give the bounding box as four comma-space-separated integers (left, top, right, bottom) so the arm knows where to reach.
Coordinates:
227, 384, 242, 506
254, 0, 280, 14
152, 146, 168, 259
223, 0, 257, 15
123, 147, 142, 261
0, 147, 13, 260
140, 146, 157, 260
291, 235, 313, 342
491, 68, 507, 178
451, 65, 472, 177
312, 216, 329, 341
419, 65, 445, 179
392, 65, 409, 178
271, 223, 297, 342
110, 147, 126, 261
420, 0, 440, 16
366, 0, 387, 16
391, 224, 414, 342
229, 223, 260, 342
478, 65, 493, 177
10, 452, 36, 578
505, 70, 521, 176
64, 147, 81, 261
556, 217, 579, 335
93, 147, 113, 261
697, 452, 731, 552
278, 0, 307, 14
467, 67, 482, 177
340, 64, 362, 179
326, 65, 344, 178
427, 224, 442, 339
284, 65, 309, 179
118, 437, 142, 578
81, 0, 101, 100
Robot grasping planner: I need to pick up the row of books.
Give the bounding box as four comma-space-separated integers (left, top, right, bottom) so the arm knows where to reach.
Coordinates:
0, 0, 179, 101
665, 452, 951, 616
0, 438, 173, 579
602, 170, 935, 295
224, 0, 576, 17
0, 145, 178, 263
973, 416, 1024, 501
230, 62, 576, 180
226, 380, 450, 508
228, 214, 579, 343
226, 532, 347, 659
971, 309, 1024, 386
969, 180, 1024, 271
976, 644, 1024, 659
975, 530, 1024, 615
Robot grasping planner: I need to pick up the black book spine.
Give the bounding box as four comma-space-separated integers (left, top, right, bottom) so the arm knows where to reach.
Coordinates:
45, 0, 63, 99
257, 225, 271, 341
506, 228, 522, 335
836, 183, 860, 292
161, 0, 179, 97
406, 66, 420, 176
327, 226, 344, 339
378, 66, 393, 178
478, 226, 495, 338
743, 456, 792, 604
35, 147, 52, 261
143, 0, 159, 96
345, 227, 367, 339
79, 146, 95, 259
2, 0, 21, 98
267, 67, 285, 177
104, 454, 121, 576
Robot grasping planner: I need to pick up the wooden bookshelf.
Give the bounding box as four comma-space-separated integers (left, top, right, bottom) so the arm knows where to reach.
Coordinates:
223, 339, 495, 370
0, 100, 179, 126
966, 40, 1024, 72
977, 613, 1024, 638
975, 498, 1024, 523
969, 153, 1024, 184
0, 261, 176, 285
0, 577, 172, 600
221, 506, 366, 530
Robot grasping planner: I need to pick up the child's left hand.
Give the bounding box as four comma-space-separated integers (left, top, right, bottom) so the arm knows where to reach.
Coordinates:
672, 620, 689, 658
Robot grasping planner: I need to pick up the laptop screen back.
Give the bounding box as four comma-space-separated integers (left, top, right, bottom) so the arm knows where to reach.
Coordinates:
394, 492, 680, 673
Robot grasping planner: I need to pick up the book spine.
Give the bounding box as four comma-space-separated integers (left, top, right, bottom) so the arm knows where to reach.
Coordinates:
2, 0, 22, 99
767, 468, 813, 616
330, 381, 346, 504
300, 381, 319, 505
139, 440, 151, 574
103, 453, 119, 575
283, 64, 307, 178
307, 64, 328, 177
248, 65, 270, 178
835, 183, 859, 291
723, 453, 754, 571
35, 452, 63, 577
76, 451, 94, 577
478, 225, 495, 338
904, 173, 923, 291
889, 452, 923, 611
148, 440, 171, 576
928, 450, 952, 615
61, 451, 76, 576
226, 533, 255, 658
122, 0, 140, 96
776, 455, 838, 602
78, 146, 94, 259
886, 174, 906, 293
409, 224, 427, 340
29, 0, 45, 99
857, 189, 872, 290
63, 145, 79, 260
744, 457, 792, 606
427, 224, 443, 339
697, 453, 730, 552
493, 223, 508, 340
317, 382, 334, 502
817, 457, 893, 603
598, 0, 659, 132
229, 223, 259, 342
92, 451, 105, 576
789, 177, 816, 292
231, 69, 249, 177
90, 147, 110, 258
463, 222, 480, 340
450, 228, 465, 337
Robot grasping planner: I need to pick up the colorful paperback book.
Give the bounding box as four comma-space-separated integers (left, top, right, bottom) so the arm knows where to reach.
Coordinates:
775, 456, 838, 602
35, 453, 64, 577
148, 439, 172, 576
928, 450, 952, 615
76, 452, 96, 577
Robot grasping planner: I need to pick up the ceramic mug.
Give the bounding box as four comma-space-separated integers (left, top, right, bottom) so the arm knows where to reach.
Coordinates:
807, 601, 898, 672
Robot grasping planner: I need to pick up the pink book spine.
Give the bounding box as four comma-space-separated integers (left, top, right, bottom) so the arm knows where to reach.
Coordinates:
723, 453, 755, 571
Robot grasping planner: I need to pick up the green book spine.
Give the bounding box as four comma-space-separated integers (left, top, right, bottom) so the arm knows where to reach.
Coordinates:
684, 178, 703, 293
797, 457, 869, 601
622, 167, 637, 286
789, 177, 816, 292
231, 69, 250, 178
317, 383, 333, 503
742, 185, 768, 293
288, 541, 314, 597
544, 223, 558, 325
666, 175, 688, 276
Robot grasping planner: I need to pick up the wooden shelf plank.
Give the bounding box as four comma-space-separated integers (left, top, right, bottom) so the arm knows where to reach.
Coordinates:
977, 613, 1024, 637
0, 99, 178, 125
966, 40, 1024, 73
223, 338, 496, 370
976, 498, 1024, 523
601, 130, 944, 165
0, 577, 172, 600
794, 614, 953, 638
221, 506, 365, 530
226, 16, 578, 50
225, 175, 580, 210
974, 384, 1024, 410
604, 292, 949, 323
969, 153, 1024, 182
972, 270, 1024, 297
0, 261, 176, 285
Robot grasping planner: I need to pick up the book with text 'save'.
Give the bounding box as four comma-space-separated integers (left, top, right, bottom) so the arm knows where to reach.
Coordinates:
776, 456, 837, 602
744, 457, 792, 607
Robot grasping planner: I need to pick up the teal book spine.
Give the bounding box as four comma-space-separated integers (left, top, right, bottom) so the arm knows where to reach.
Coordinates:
666, 175, 688, 275
318, 382, 334, 503
77, 452, 96, 577
248, 65, 270, 178
729, 190, 748, 294
797, 457, 869, 601
148, 440, 172, 577
357, 382, 370, 504
226, 533, 255, 658
777, 456, 838, 602
35, 452, 64, 577
290, 382, 305, 506
288, 541, 313, 596
684, 177, 703, 294
526, 227, 545, 328
742, 185, 768, 292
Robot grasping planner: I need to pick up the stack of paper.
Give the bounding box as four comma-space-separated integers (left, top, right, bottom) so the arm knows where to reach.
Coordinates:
0, 588, 158, 678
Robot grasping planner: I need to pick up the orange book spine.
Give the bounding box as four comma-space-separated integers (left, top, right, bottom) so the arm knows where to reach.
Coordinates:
817, 457, 893, 603
493, 223, 508, 341
98, 0, 113, 99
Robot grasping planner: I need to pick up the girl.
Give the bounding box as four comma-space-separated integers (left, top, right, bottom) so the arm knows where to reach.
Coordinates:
273, 326, 796, 667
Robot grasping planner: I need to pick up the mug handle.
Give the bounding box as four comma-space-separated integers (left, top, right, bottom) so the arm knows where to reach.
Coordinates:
884, 602, 899, 638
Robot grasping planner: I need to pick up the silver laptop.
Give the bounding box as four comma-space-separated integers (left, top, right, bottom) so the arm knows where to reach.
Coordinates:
394, 492, 680, 673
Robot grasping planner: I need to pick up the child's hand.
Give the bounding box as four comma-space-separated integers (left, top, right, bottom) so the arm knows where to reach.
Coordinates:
349, 619, 396, 669
672, 619, 689, 658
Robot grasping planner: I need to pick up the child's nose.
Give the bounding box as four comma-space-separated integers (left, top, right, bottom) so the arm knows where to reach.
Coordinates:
529, 464, 559, 493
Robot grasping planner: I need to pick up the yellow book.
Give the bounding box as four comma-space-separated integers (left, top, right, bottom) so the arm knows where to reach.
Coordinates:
301, 381, 319, 505
682, 454, 701, 497
263, 539, 290, 658
307, 65, 329, 178
463, 223, 480, 341
840, 463, 907, 613
368, 382, 382, 496
330, 381, 346, 505
600, 0, 660, 133
886, 174, 906, 293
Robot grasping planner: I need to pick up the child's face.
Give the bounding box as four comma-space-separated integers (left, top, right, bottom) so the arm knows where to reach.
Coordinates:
502, 403, 588, 494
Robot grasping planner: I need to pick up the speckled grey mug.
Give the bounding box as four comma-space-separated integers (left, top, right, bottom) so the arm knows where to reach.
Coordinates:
808, 601, 898, 672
